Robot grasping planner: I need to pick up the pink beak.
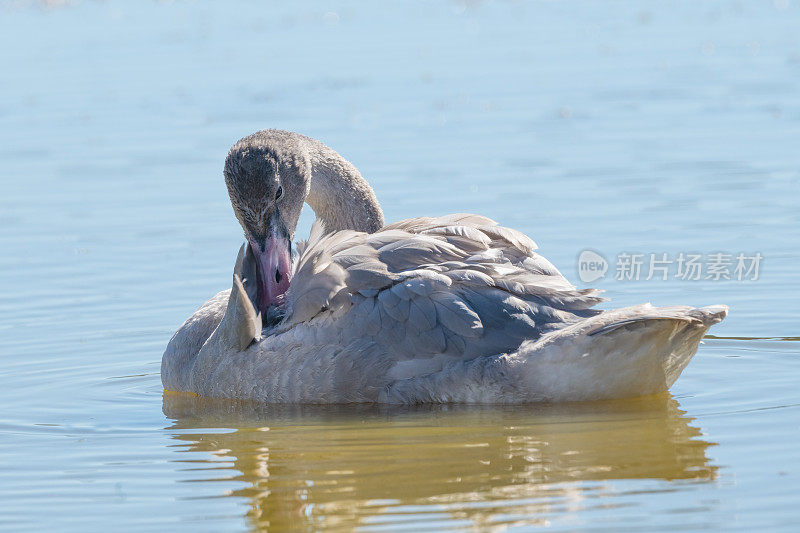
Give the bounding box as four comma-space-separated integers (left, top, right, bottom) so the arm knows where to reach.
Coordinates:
251, 234, 292, 315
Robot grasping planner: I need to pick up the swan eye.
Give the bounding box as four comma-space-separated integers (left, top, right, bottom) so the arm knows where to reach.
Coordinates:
275, 186, 283, 200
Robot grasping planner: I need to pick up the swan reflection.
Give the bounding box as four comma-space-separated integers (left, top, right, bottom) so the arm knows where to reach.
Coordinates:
163, 394, 716, 530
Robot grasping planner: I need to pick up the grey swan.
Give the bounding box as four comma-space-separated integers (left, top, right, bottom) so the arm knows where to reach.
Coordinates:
161, 129, 727, 403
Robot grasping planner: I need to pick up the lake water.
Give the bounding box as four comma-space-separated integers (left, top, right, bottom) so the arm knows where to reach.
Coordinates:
1, 1, 799, 531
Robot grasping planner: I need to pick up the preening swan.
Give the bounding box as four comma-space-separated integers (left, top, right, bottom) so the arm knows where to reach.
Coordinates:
162, 129, 727, 404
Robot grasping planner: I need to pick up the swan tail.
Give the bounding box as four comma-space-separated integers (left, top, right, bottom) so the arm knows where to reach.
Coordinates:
379, 304, 727, 404
509, 303, 728, 402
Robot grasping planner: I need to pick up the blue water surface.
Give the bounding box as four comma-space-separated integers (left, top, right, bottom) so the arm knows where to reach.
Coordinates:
1, 1, 799, 531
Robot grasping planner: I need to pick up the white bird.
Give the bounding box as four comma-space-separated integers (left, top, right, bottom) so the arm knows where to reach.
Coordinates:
161, 130, 727, 404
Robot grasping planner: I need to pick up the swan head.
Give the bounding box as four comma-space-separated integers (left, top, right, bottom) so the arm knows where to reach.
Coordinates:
224, 132, 310, 315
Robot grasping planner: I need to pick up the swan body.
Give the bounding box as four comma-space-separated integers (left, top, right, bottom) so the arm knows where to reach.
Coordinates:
162, 130, 727, 404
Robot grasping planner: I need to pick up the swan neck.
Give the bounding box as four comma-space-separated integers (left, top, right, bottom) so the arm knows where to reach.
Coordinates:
303, 138, 384, 234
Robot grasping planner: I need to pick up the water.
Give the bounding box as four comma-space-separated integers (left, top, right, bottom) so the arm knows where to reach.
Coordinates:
1, 1, 799, 530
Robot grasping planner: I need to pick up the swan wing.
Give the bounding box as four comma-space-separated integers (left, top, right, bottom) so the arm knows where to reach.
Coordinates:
280, 216, 604, 376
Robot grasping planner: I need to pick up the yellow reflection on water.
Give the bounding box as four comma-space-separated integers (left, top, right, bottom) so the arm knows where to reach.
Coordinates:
163, 394, 716, 530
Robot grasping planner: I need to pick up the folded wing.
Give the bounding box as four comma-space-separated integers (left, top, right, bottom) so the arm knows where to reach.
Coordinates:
279, 215, 605, 377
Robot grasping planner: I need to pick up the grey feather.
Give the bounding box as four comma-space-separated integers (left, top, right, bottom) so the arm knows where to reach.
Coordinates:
430, 291, 483, 338
413, 326, 447, 353
407, 297, 437, 331
378, 287, 401, 309
384, 297, 411, 322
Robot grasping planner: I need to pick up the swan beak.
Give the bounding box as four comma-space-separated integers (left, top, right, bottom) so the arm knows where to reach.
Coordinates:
251, 232, 292, 314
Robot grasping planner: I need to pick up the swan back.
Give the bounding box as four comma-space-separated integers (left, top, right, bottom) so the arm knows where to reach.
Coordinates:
275, 214, 604, 369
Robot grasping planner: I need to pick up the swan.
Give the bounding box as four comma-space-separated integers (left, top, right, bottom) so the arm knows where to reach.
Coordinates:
162, 129, 727, 404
